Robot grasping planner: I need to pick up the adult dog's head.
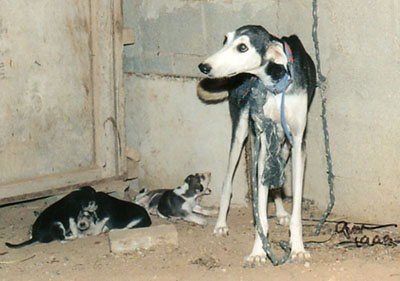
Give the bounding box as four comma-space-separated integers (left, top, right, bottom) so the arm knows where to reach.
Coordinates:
198, 25, 288, 85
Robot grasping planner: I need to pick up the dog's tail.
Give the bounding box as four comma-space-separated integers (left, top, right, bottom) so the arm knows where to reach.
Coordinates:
5, 238, 36, 249
197, 78, 229, 102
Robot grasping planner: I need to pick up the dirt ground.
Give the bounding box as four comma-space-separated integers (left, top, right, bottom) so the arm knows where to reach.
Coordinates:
0, 194, 400, 281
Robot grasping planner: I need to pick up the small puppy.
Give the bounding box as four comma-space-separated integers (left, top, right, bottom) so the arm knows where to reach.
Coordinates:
133, 172, 216, 225
93, 192, 152, 232
6, 186, 97, 248
69, 209, 104, 238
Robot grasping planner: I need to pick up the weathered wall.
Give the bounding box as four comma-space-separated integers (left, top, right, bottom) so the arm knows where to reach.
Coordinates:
124, 73, 248, 205
123, 0, 400, 223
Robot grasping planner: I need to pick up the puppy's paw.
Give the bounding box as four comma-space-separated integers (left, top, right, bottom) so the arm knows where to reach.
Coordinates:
290, 249, 311, 263
213, 226, 229, 236
207, 209, 219, 216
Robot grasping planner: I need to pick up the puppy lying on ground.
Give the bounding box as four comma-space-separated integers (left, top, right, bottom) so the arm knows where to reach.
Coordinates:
92, 192, 152, 233
6, 187, 152, 248
5, 186, 97, 248
133, 172, 216, 225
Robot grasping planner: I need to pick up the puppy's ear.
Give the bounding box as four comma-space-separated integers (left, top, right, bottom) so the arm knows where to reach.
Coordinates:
184, 175, 193, 184
266, 42, 287, 67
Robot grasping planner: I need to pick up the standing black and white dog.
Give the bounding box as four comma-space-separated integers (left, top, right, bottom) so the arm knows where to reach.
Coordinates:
198, 25, 316, 263
133, 172, 216, 225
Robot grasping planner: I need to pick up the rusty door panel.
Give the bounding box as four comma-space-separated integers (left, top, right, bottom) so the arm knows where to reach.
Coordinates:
0, 0, 126, 204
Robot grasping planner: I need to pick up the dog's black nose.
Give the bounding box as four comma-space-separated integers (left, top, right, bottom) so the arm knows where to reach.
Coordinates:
198, 63, 212, 75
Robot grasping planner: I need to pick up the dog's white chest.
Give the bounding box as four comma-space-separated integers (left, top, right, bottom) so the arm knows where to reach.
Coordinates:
257, 90, 307, 135
261, 93, 284, 123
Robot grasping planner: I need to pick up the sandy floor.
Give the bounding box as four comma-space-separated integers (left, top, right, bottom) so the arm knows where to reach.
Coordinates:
1, 195, 400, 281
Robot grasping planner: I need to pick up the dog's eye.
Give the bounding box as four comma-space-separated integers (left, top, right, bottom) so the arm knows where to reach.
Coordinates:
223, 36, 227, 45
237, 44, 248, 53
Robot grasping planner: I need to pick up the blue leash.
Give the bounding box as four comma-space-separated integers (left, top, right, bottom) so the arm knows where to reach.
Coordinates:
264, 40, 294, 145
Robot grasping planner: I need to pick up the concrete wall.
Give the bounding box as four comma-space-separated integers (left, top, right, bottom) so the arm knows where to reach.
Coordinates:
124, 73, 249, 206
123, 0, 400, 224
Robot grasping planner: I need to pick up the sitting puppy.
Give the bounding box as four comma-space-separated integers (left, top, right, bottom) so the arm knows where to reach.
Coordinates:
92, 192, 152, 232
133, 172, 216, 225
69, 209, 104, 238
5, 186, 97, 248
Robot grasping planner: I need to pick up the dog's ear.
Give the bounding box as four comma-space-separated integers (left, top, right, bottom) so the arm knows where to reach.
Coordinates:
266, 42, 287, 67
184, 175, 193, 184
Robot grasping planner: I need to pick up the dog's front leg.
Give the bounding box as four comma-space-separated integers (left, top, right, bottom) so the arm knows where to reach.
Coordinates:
89, 217, 110, 236
193, 205, 218, 216
289, 134, 309, 262
245, 133, 269, 265
184, 213, 208, 226
66, 218, 79, 240
214, 107, 249, 236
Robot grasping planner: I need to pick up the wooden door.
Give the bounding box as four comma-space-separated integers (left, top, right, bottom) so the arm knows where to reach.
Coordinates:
0, 0, 126, 204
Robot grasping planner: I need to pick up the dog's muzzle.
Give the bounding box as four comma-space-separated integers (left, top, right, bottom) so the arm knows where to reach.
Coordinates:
78, 221, 90, 231
198, 63, 212, 75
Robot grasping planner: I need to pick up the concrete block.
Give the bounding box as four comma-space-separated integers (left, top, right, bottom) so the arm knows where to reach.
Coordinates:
109, 224, 178, 253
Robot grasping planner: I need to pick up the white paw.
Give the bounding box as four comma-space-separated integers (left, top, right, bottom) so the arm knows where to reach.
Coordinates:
277, 212, 290, 226
213, 226, 229, 236
290, 249, 311, 263
244, 252, 267, 266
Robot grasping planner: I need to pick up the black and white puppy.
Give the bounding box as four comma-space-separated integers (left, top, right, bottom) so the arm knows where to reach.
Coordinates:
91, 192, 152, 233
69, 209, 103, 238
5, 186, 97, 248
133, 172, 216, 225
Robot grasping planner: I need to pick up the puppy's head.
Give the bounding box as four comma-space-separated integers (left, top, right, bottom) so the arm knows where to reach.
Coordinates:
176, 172, 212, 198
77, 186, 98, 212
76, 210, 95, 231
198, 25, 288, 84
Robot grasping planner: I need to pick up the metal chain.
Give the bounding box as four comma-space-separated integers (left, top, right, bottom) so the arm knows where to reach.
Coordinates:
312, 0, 336, 236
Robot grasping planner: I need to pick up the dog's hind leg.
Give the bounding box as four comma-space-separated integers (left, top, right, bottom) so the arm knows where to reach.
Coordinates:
214, 107, 249, 236
273, 191, 290, 226
273, 142, 291, 226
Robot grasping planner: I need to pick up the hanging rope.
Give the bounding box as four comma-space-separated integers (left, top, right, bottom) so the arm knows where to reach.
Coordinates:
312, 0, 336, 236
248, 77, 291, 266
251, 131, 291, 266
